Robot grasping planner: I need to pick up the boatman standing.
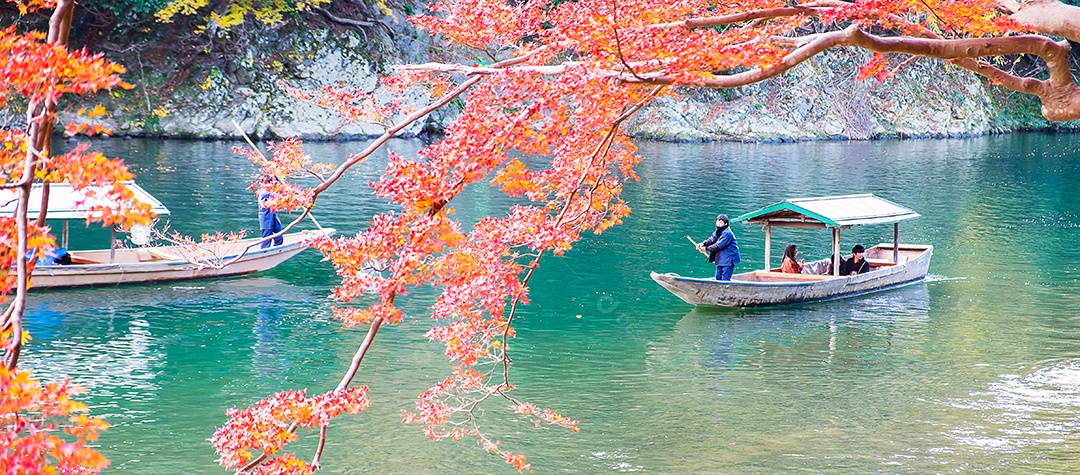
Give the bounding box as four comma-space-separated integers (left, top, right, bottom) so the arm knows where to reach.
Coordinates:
697, 214, 741, 281
257, 175, 284, 248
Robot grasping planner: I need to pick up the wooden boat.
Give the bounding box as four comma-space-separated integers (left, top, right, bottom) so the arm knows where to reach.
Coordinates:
0, 183, 333, 289
651, 194, 932, 307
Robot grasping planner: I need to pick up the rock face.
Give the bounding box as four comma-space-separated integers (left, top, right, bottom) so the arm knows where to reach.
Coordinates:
87, 24, 1071, 142
625, 49, 1071, 142
87, 13, 449, 141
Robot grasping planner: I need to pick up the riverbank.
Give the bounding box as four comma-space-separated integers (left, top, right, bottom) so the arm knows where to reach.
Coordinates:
58, 19, 1080, 142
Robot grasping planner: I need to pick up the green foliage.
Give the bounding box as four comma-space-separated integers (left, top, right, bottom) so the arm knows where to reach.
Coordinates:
97, 0, 174, 19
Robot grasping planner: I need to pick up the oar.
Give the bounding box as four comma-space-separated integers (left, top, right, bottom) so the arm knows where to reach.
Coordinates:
685, 235, 708, 256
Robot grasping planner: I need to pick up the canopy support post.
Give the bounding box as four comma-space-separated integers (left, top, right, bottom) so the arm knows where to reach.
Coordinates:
893, 223, 899, 263
109, 226, 116, 264
764, 223, 772, 271
832, 227, 840, 276
62, 221, 68, 249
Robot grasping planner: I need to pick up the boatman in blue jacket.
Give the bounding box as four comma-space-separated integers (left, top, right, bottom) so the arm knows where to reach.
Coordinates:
258, 175, 284, 248
698, 213, 741, 281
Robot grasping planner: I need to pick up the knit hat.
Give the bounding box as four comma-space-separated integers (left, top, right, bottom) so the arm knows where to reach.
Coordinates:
716, 214, 729, 223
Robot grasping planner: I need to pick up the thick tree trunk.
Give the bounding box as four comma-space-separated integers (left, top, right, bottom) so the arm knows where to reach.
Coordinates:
7, 0, 75, 370
1005, 0, 1080, 44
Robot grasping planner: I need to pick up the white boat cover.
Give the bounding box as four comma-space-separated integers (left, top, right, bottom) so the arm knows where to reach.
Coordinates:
0, 182, 170, 220
735, 194, 918, 228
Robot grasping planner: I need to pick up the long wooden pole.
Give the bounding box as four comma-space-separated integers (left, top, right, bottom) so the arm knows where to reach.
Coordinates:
685, 235, 707, 256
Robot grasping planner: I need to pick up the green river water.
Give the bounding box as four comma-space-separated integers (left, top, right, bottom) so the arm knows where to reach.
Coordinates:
21, 133, 1080, 473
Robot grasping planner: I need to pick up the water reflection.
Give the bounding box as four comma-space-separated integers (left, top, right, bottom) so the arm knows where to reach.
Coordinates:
252, 294, 289, 383
669, 283, 931, 375
23, 301, 162, 421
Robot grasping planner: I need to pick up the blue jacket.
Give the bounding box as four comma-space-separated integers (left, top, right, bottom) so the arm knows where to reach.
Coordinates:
704, 227, 741, 267
258, 189, 281, 230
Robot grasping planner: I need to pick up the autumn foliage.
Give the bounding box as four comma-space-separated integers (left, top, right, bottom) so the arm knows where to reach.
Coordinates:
218, 0, 1080, 473
1, 1, 154, 473
11, 0, 1080, 473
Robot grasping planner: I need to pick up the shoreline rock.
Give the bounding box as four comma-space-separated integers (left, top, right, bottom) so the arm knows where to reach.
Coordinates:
57, 26, 1079, 143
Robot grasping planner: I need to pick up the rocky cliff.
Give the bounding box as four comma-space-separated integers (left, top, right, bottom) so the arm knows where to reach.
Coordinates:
79, 18, 1074, 142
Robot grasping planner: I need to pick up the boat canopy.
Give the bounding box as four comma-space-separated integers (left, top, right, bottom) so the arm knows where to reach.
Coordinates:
734, 194, 919, 229
0, 182, 170, 220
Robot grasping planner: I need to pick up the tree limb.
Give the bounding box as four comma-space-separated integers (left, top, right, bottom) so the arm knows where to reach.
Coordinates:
314, 7, 395, 40
1008, 0, 1080, 44
6, 0, 76, 370
651, 6, 822, 29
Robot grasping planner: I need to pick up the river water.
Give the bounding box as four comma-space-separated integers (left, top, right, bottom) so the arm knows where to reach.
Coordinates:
20, 133, 1080, 473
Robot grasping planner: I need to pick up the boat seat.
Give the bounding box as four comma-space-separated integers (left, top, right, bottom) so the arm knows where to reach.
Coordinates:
867, 255, 910, 267
750, 271, 838, 282
65, 253, 96, 265
866, 258, 896, 267
148, 249, 185, 261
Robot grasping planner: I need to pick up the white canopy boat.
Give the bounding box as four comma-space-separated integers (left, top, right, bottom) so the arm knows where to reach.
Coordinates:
0, 182, 333, 289
651, 194, 932, 307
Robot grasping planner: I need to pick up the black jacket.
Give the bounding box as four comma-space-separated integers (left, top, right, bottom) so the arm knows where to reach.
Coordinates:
839, 256, 870, 275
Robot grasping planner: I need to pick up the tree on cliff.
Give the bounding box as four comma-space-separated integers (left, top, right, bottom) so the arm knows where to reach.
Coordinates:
0, 0, 153, 472
207, 0, 1080, 473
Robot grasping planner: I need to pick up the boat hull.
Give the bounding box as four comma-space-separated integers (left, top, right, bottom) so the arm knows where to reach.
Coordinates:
651, 244, 932, 307
30, 229, 334, 289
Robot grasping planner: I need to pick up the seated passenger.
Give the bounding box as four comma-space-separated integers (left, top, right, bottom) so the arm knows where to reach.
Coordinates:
780, 244, 804, 274
35, 247, 71, 266
839, 244, 870, 275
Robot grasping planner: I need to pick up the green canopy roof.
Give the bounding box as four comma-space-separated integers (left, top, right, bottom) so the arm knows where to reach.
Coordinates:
733, 194, 919, 228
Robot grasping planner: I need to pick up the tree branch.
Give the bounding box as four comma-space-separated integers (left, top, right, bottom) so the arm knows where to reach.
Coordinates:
314, 7, 395, 40
6, 0, 76, 370
1009, 0, 1080, 44
650, 6, 822, 29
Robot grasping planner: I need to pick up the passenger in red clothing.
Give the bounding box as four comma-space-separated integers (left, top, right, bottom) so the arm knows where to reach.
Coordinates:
780, 244, 804, 274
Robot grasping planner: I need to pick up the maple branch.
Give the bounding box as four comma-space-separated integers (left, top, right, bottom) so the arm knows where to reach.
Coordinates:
398, 62, 574, 76
309, 47, 547, 200
497, 85, 662, 387
611, 0, 643, 81
915, 0, 955, 35
239, 422, 300, 472
312, 424, 328, 469
646, 1, 1080, 122
335, 314, 387, 393
634, 22, 1080, 121
996, 0, 1021, 14
1008, 0, 1080, 44
651, 6, 822, 29
307, 312, 386, 469
886, 55, 920, 78
243, 50, 550, 473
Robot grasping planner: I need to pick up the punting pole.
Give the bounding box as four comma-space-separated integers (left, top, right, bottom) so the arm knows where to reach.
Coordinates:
893, 222, 899, 263
764, 223, 771, 271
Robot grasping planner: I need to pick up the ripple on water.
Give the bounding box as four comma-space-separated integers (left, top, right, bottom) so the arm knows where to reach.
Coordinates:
949, 359, 1080, 450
